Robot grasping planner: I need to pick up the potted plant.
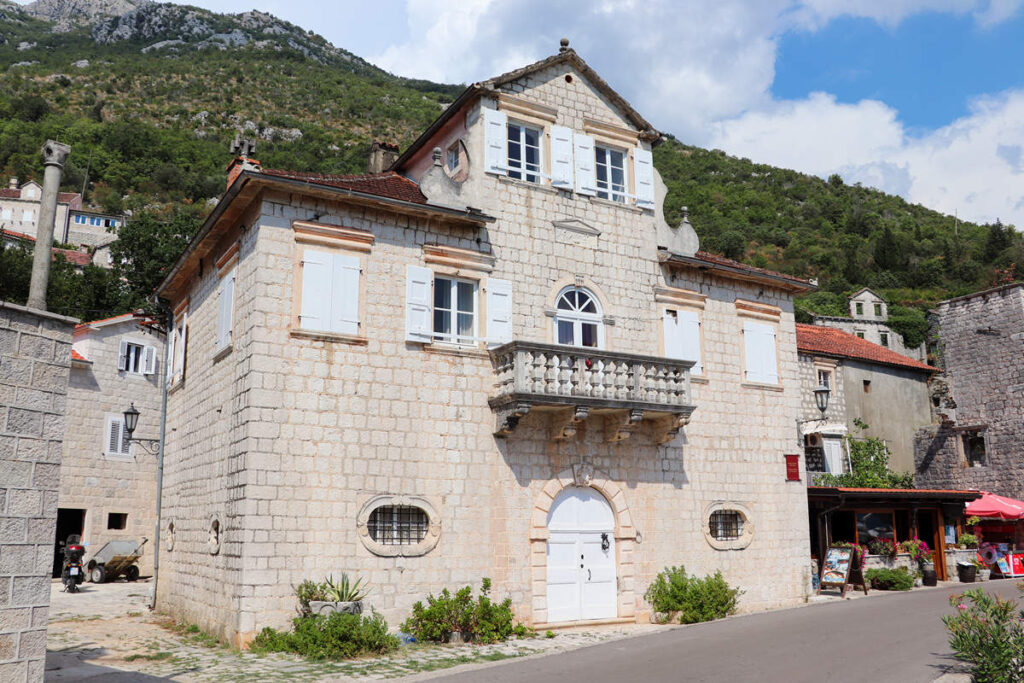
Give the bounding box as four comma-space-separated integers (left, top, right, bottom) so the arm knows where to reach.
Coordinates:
867, 538, 898, 559
972, 557, 991, 582
299, 574, 370, 616
901, 538, 933, 571
959, 533, 979, 550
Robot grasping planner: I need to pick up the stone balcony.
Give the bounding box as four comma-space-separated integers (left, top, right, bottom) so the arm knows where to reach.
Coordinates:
488, 341, 697, 443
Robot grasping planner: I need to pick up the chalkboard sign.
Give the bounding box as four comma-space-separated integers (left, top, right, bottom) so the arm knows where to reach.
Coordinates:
819, 546, 853, 597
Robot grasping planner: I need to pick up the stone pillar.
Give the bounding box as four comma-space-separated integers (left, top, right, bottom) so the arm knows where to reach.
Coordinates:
0, 301, 76, 683
26, 141, 71, 312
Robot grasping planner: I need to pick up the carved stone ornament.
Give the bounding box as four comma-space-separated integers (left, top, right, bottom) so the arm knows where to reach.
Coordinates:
655, 412, 691, 445
572, 462, 595, 487
494, 402, 531, 437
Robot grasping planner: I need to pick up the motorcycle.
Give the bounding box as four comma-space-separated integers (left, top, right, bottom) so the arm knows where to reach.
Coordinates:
60, 534, 86, 593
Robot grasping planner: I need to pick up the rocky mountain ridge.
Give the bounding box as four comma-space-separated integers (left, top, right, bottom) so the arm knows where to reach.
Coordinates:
25, 0, 146, 31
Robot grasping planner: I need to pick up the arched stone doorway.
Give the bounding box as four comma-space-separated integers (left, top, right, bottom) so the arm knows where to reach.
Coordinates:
528, 466, 637, 625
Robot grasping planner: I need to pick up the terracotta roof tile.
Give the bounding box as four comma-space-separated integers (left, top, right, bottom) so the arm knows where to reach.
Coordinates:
796, 323, 935, 372
0, 188, 19, 199
54, 248, 91, 266
71, 349, 88, 362
261, 168, 427, 205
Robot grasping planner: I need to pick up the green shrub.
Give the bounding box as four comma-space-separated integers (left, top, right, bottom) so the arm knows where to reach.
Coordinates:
944, 587, 1024, 683
864, 567, 914, 591
959, 533, 979, 549
401, 578, 515, 644
250, 611, 399, 660
643, 565, 742, 624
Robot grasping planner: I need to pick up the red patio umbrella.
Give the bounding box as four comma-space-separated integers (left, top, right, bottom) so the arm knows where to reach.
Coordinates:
966, 491, 1024, 520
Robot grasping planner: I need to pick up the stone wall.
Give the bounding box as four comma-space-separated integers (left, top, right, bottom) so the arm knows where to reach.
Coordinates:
914, 284, 1024, 497
0, 301, 75, 683
60, 320, 163, 576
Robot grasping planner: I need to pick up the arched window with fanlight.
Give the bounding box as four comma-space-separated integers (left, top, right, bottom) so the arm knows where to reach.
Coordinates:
554, 287, 604, 348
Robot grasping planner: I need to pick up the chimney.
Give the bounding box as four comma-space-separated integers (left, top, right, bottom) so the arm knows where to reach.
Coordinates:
227, 135, 260, 189
367, 141, 400, 174
27, 140, 70, 311
8, 177, 17, 190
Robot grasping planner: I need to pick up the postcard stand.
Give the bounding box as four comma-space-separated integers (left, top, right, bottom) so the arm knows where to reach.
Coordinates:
818, 546, 868, 597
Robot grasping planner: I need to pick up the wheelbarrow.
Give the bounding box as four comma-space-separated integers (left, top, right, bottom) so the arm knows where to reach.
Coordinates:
87, 538, 148, 583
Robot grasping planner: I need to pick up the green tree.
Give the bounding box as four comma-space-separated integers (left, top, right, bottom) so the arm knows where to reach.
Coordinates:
110, 209, 202, 310
814, 421, 914, 488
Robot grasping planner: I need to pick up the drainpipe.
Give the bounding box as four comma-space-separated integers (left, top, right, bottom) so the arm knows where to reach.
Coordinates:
26, 140, 70, 310
149, 299, 172, 611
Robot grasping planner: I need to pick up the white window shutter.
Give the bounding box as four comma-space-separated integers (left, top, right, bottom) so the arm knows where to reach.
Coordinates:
663, 309, 683, 359
677, 309, 703, 375
485, 278, 514, 345
744, 321, 777, 384
143, 345, 156, 375
550, 125, 574, 189
483, 108, 508, 175
165, 325, 175, 384
330, 253, 360, 336
117, 340, 128, 371
405, 265, 433, 342
121, 419, 131, 454
574, 133, 596, 196
300, 250, 332, 331
217, 268, 235, 349
179, 313, 189, 382
106, 417, 121, 454
633, 147, 655, 208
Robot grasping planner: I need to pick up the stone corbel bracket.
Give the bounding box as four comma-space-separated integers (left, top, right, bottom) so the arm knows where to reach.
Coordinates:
605, 408, 645, 443
494, 402, 531, 437
655, 412, 692, 445
550, 406, 590, 440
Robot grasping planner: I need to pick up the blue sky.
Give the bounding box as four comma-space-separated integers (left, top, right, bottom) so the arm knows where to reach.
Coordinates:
773, 11, 1024, 131
17, 0, 1024, 226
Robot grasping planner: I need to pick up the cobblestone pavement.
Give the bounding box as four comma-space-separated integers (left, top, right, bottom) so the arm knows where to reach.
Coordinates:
45, 580, 662, 682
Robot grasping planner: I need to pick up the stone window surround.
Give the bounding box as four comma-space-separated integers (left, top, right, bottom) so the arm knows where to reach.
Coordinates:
702, 501, 754, 551
168, 298, 189, 390
814, 358, 838, 390
736, 299, 782, 389
553, 285, 605, 349
543, 276, 615, 349
528, 466, 637, 626
289, 220, 373, 346
419, 257, 494, 353
356, 494, 441, 557
655, 285, 707, 380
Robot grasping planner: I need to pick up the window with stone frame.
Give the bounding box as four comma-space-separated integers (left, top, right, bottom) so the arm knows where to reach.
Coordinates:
118, 340, 156, 376
817, 368, 832, 390
433, 275, 477, 345
506, 122, 542, 183
554, 286, 604, 348
880, 332, 890, 347
368, 505, 429, 545
709, 510, 744, 541
874, 303, 883, 317
961, 431, 987, 467
595, 145, 627, 202
855, 302, 864, 315
104, 415, 132, 457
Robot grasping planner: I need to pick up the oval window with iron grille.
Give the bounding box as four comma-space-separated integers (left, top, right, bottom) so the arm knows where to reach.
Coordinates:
703, 503, 753, 550
357, 495, 441, 557
368, 505, 428, 546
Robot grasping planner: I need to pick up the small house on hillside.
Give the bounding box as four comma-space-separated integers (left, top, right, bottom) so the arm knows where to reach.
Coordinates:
811, 288, 925, 362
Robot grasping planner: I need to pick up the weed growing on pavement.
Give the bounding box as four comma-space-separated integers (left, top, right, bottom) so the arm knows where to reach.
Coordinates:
124, 651, 174, 662
944, 585, 1024, 683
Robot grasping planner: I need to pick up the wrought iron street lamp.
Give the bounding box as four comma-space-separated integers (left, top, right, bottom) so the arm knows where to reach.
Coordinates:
122, 402, 160, 455
813, 384, 831, 415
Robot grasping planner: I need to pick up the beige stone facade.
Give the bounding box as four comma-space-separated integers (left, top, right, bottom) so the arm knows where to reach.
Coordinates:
59, 315, 163, 577
156, 48, 814, 645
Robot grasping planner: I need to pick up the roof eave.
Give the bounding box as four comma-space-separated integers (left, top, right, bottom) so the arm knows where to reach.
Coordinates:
797, 348, 936, 374
390, 85, 484, 172
658, 249, 814, 293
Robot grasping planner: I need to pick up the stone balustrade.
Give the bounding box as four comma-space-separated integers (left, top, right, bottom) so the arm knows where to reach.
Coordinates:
488, 341, 696, 442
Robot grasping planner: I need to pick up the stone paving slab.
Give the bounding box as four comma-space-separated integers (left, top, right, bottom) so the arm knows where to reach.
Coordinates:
45, 579, 661, 682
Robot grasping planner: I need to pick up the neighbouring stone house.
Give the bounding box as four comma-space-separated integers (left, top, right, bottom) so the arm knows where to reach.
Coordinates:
0, 178, 80, 244
154, 42, 816, 646
65, 210, 123, 268
915, 283, 1024, 498
0, 301, 76, 683
812, 288, 926, 362
1, 229, 94, 272
54, 314, 163, 579
796, 324, 934, 476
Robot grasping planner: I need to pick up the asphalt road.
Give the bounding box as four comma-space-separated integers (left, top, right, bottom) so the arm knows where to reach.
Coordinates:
431, 580, 1021, 683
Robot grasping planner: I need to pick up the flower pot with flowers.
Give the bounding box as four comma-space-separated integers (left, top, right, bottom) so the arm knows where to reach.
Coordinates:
868, 538, 899, 559
971, 557, 991, 582
902, 538, 934, 571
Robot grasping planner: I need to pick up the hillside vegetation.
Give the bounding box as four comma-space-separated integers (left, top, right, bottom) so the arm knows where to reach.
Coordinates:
0, 1, 1019, 325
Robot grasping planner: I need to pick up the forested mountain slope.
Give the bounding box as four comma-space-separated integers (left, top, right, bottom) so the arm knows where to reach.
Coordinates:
0, 1, 1017, 327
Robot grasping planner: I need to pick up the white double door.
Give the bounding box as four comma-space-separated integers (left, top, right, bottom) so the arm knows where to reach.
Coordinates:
546, 487, 617, 623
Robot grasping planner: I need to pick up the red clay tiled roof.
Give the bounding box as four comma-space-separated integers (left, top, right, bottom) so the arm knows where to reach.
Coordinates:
76, 313, 136, 329
261, 168, 427, 205
71, 349, 88, 362
0, 188, 19, 199
796, 323, 935, 372
2, 228, 35, 242
54, 248, 91, 266
0, 189, 80, 204
693, 251, 812, 287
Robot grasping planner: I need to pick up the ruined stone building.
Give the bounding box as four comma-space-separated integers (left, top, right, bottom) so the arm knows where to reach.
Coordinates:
812, 288, 926, 362
915, 283, 1024, 497
796, 323, 934, 477
154, 43, 817, 645
54, 314, 164, 578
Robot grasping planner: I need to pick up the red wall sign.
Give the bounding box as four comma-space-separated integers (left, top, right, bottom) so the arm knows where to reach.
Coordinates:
785, 454, 801, 481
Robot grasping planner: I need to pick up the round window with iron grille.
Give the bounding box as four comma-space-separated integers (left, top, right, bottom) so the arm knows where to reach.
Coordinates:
358, 495, 441, 557
367, 505, 429, 546
703, 502, 753, 550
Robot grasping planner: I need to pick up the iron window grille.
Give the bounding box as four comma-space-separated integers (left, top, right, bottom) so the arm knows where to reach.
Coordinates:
709, 510, 743, 541
368, 505, 429, 546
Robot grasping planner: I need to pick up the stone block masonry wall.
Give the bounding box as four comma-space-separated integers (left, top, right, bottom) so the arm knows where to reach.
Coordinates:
0, 301, 75, 683
914, 284, 1024, 497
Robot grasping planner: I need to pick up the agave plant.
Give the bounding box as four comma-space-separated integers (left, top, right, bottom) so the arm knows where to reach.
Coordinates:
323, 573, 369, 602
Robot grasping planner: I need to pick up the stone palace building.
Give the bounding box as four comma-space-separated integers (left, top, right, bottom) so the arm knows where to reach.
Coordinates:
154, 41, 815, 645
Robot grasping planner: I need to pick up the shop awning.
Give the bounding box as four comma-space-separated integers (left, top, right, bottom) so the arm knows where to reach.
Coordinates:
965, 491, 1024, 520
